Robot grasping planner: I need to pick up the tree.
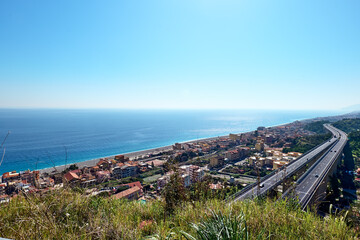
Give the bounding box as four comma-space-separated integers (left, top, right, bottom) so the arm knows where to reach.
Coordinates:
5, 185, 17, 195
68, 164, 78, 171
162, 169, 187, 216
189, 176, 212, 201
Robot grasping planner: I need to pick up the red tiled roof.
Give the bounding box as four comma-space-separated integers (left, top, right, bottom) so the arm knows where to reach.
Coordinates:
2, 172, 20, 179
64, 172, 80, 182
122, 181, 142, 189
112, 186, 141, 199
70, 169, 81, 174
209, 183, 223, 190
97, 159, 108, 166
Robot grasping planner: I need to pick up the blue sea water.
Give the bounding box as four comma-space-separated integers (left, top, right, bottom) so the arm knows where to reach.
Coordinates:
0, 109, 340, 174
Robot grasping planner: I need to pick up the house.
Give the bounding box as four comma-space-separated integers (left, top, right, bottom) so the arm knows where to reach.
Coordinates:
63, 171, 80, 183
112, 186, 142, 200
97, 159, 111, 170
52, 172, 63, 184
69, 169, 82, 175
0, 194, 9, 204
239, 147, 250, 157
189, 165, 204, 182
2, 171, 20, 183
209, 183, 223, 190
112, 163, 138, 179
182, 174, 191, 187
209, 156, 224, 168
157, 175, 170, 190
145, 159, 166, 167
0, 182, 6, 192
173, 143, 182, 150
41, 177, 55, 188
229, 134, 241, 141
225, 150, 240, 161
20, 170, 40, 185
122, 181, 142, 190
255, 141, 264, 152
114, 155, 129, 163
96, 171, 110, 182
91, 166, 100, 173
273, 161, 288, 170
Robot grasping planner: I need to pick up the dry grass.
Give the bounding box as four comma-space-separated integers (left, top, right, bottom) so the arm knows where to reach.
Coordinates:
0, 189, 358, 240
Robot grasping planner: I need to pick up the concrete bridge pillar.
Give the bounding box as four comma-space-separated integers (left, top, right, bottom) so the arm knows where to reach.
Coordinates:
308, 152, 344, 208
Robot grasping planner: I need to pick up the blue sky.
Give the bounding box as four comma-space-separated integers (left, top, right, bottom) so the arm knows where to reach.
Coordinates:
0, 0, 359, 110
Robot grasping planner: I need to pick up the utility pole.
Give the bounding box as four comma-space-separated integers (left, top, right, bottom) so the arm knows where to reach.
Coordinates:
282, 165, 287, 193
256, 163, 261, 196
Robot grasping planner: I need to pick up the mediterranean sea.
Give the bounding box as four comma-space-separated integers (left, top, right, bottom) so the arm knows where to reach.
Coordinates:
0, 109, 341, 174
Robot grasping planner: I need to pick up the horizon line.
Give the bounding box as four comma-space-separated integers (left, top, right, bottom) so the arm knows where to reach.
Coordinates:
0, 107, 350, 112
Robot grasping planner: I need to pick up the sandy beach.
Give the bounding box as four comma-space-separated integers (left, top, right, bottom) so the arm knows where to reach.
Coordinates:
39, 135, 229, 174
33, 117, 312, 175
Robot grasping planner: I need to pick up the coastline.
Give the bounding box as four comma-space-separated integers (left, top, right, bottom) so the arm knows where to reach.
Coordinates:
38, 135, 229, 175
28, 113, 339, 175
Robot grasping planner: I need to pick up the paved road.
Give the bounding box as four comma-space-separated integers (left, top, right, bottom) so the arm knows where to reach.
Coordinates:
210, 174, 256, 184
289, 124, 348, 208
233, 126, 338, 201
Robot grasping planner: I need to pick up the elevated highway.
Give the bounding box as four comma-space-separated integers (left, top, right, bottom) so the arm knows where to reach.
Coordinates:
283, 124, 348, 209
232, 125, 338, 202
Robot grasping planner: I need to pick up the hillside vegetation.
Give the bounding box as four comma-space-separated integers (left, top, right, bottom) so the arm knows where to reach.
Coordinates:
304, 120, 330, 134
283, 133, 331, 153
333, 119, 360, 134
0, 189, 357, 240
333, 118, 360, 190
333, 119, 360, 161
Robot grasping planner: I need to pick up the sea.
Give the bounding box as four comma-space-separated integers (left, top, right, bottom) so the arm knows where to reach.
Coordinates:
0, 109, 341, 174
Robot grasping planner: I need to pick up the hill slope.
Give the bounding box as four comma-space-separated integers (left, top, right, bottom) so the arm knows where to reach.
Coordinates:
0, 189, 357, 239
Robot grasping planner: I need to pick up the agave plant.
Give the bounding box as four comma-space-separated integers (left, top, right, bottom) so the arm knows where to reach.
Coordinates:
180, 210, 250, 240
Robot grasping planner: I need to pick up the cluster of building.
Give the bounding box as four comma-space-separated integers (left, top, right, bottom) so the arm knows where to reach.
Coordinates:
248, 149, 302, 170
56, 155, 144, 187
111, 181, 144, 201
0, 121, 317, 204
0, 170, 54, 203
230, 122, 313, 149
157, 164, 205, 190
208, 146, 251, 168
0, 154, 157, 203
172, 137, 237, 157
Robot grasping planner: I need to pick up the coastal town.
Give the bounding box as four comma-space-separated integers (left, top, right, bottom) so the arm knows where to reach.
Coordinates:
1, 120, 356, 204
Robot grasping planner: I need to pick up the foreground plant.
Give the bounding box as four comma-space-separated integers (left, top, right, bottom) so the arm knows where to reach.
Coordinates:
180, 210, 264, 240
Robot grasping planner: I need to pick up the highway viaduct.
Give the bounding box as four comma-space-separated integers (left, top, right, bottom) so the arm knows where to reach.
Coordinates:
231, 124, 348, 210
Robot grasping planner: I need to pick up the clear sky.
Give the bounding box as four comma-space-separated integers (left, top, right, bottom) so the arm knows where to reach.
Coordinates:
0, 0, 359, 110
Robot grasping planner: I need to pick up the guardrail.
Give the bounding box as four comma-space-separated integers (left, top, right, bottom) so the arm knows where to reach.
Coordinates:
227, 127, 335, 202
296, 140, 338, 185
300, 132, 347, 209
281, 138, 339, 200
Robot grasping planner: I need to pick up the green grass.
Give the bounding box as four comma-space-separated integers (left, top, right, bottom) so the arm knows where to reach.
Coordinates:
0, 189, 358, 240
140, 168, 163, 179
143, 174, 162, 183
